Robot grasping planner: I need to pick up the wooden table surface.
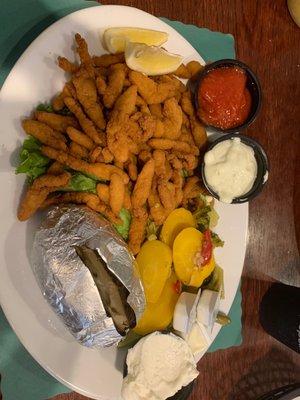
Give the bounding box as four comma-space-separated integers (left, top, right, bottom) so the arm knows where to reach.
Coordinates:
52, 1, 300, 400
2, 1, 299, 400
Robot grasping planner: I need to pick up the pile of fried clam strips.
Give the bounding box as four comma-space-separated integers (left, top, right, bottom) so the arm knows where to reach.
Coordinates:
16, 33, 224, 347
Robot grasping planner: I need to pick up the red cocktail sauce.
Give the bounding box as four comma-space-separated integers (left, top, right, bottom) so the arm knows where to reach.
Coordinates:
197, 67, 252, 130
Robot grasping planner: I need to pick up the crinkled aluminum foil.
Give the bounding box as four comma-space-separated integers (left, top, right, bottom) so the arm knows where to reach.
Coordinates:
31, 205, 145, 348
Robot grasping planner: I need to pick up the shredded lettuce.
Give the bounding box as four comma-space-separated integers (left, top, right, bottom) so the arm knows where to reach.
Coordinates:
60, 172, 97, 193
114, 208, 131, 240
36, 103, 71, 116
36, 103, 54, 113
15, 136, 50, 182
203, 265, 224, 298
211, 232, 224, 248
146, 220, 159, 241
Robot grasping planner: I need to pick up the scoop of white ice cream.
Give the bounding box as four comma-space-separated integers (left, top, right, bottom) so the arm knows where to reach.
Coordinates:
121, 331, 198, 400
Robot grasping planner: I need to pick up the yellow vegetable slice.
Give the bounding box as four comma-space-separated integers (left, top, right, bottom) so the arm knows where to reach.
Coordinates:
173, 227, 215, 287
136, 240, 172, 303
160, 208, 196, 248
134, 272, 181, 335
103, 27, 168, 54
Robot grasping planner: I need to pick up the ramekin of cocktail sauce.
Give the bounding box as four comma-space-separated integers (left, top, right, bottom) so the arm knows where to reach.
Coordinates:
195, 59, 261, 134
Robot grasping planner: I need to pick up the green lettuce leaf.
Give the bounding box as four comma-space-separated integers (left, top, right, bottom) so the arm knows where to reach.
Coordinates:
36, 103, 71, 116
60, 172, 97, 193
114, 208, 131, 240
15, 136, 50, 181
211, 232, 224, 248
36, 103, 54, 113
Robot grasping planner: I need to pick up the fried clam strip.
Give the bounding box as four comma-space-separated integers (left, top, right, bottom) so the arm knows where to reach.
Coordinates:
72, 76, 106, 130
70, 141, 89, 159
22, 120, 67, 151
75, 33, 95, 78
129, 71, 177, 105
52, 82, 76, 111
97, 64, 126, 109
152, 150, 166, 178
66, 127, 94, 150
180, 90, 207, 149
93, 53, 125, 67
47, 161, 64, 175
96, 183, 110, 204
131, 158, 155, 210
42, 192, 121, 224
64, 97, 105, 145
57, 56, 78, 73
157, 180, 176, 213
106, 85, 137, 163
148, 138, 199, 155
155, 97, 182, 140
17, 172, 71, 221
109, 173, 125, 215
172, 169, 184, 207
41, 146, 129, 183
174, 61, 203, 80
128, 207, 148, 255
35, 111, 79, 133
182, 176, 205, 206
148, 177, 167, 226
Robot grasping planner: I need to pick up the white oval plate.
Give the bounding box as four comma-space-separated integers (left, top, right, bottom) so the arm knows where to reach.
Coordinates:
0, 5, 248, 400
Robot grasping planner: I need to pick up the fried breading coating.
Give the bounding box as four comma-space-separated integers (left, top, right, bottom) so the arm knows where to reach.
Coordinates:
89, 146, 102, 163
57, 56, 78, 73
32, 171, 71, 190
148, 138, 199, 155
137, 114, 157, 142
93, 53, 125, 67
128, 207, 148, 255
97, 183, 110, 204
75, 33, 95, 78
43, 192, 121, 224
129, 71, 176, 104
73, 76, 106, 130
106, 85, 137, 163
159, 97, 182, 140
41, 146, 129, 183
173, 64, 191, 79
126, 155, 138, 181
66, 126, 94, 150
18, 188, 51, 221
148, 176, 167, 226
52, 81, 77, 111
186, 60, 204, 80
157, 180, 176, 212
172, 169, 184, 207
22, 120, 67, 151
166, 153, 183, 170
180, 90, 207, 149
64, 97, 105, 145
149, 103, 162, 119
101, 147, 114, 163
124, 188, 132, 210
47, 161, 64, 175
35, 111, 78, 133
131, 158, 155, 209
153, 150, 166, 178
155, 75, 186, 94
109, 173, 125, 215
100, 65, 126, 108
18, 172, 71, 221
138, 149, 152, 163
182, 176, 202, 205
70, 141, 89, 159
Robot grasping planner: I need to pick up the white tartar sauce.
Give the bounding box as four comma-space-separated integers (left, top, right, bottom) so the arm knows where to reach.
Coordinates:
121, 332, 198, 400
204, 137, 257, 203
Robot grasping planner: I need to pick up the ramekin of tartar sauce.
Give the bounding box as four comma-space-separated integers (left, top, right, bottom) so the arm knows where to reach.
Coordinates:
202, 134, 269, 204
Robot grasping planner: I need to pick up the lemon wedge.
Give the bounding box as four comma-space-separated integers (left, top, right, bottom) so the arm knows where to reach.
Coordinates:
103, 27, 168, 54
125, 42, 183, 76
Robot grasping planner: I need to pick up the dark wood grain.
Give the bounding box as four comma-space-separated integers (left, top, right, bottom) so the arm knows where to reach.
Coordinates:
31, 0, 300, 399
